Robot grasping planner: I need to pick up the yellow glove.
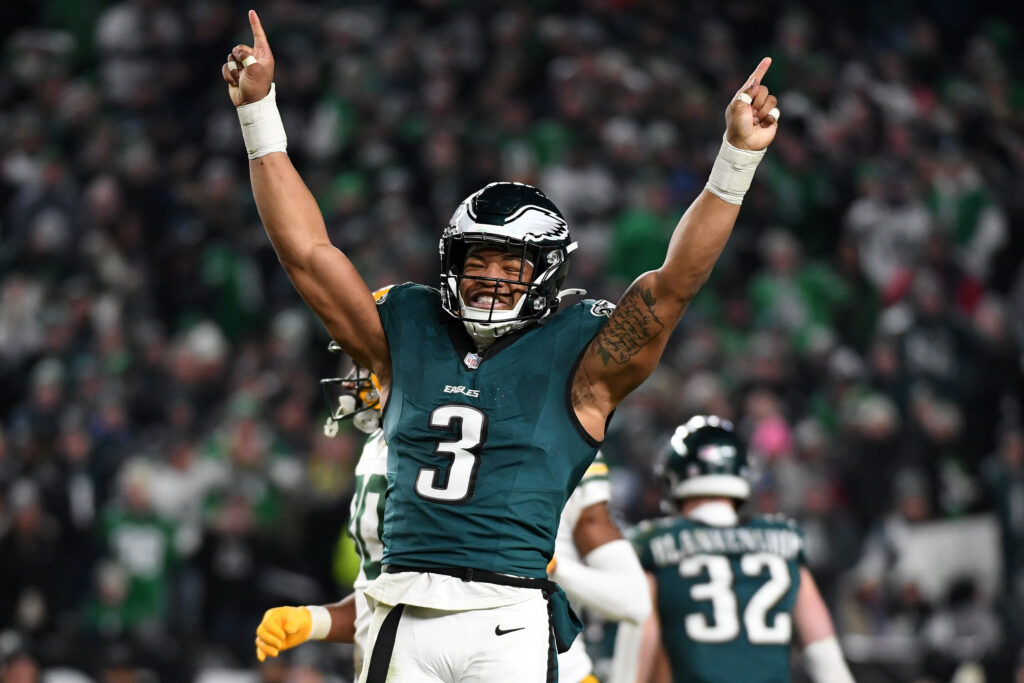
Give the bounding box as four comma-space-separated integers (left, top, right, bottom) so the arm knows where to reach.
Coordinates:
547, 555, 557, 575
255, 606, 313, 662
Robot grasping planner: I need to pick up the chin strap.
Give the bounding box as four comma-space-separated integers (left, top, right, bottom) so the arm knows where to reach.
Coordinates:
460, 317, 530, 353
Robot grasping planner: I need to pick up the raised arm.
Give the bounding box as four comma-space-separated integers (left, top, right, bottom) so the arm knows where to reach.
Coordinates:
223, 11, 389, 381
572, 58, 778, 439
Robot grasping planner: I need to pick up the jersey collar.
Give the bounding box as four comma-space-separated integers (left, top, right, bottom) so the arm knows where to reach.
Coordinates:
686, 501, 739, 527
444, 314, 538, 369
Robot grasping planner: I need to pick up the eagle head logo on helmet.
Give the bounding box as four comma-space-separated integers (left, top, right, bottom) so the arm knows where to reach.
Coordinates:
439, 182, 577, 347
657, 415, 751, 506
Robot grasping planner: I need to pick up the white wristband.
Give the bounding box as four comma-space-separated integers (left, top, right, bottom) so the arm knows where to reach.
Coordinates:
305, 604, 332, 640
801, 636, 855, 683
705, 135, 766, 205
237, 83, 288, 160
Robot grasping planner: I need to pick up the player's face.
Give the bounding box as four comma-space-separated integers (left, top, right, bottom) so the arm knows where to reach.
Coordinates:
460, 247, 534, 310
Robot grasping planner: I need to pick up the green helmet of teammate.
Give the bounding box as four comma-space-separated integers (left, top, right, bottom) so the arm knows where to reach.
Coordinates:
658, 415, 751, 502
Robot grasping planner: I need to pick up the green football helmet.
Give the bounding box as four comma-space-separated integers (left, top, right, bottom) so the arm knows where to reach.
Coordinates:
658, 415, 751, 502
439, 182, 578, 344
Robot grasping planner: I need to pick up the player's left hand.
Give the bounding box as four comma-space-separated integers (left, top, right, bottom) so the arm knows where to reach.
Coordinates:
725, 58, 779, 152
255, 606, 313, 662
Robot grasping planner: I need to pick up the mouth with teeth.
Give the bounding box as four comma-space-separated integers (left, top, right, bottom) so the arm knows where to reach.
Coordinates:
466, 290, 515, 310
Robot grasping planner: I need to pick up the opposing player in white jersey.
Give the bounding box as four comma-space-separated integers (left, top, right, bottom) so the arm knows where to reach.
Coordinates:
324, 344, 388, 676
256, 343, 651, 683
550, 454, 651, 683
254, 341, 385, 674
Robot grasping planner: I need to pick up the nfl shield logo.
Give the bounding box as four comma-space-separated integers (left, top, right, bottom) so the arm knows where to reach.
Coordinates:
463, 352, 481, 370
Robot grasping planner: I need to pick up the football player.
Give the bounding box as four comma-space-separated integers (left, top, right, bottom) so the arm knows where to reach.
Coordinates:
618, 416, 855, 683
550, 453, 652, 683
225, 9, 779, 681
257, 347, 652, 683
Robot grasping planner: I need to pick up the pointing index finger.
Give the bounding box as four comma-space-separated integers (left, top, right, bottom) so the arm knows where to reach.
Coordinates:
249, 9, 269, 49
740, 57, 772, 92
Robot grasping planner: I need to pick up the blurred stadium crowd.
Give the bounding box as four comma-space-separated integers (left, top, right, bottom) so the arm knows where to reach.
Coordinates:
1, 0, 1023, 681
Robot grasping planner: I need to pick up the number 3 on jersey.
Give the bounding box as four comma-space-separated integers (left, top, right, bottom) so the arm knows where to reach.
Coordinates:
416, 405, 489, 504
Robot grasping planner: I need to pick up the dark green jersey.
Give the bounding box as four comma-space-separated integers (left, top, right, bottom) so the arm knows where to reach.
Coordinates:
631, 514, 806, 683
376, 283, 610, 579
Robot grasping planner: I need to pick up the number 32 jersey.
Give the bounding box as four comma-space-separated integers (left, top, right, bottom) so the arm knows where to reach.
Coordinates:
375, 283, 609, 580
630, 514, 806, 683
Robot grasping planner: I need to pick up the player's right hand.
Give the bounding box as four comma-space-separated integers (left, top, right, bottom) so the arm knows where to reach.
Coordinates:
725, 57, 778, 152
222, 9, 275, 107
255, 606, 313, 662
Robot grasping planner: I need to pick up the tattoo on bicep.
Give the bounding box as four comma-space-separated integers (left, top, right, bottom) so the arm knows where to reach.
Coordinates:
591, 286, 665, 366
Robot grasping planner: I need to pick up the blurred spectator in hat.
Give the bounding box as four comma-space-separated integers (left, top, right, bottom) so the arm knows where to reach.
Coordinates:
961, 296, 1024, 465
197, 488, 267, 666
9, 359, 66, 466
0, 276, 46, 370
749, 227, 858, 354
843, 161, 933, 293
786, 418, 859, 603
6, 159, 81, 277
881, 269, 973, 399
148, 439, 225, 557
97, 459, 179, 632
80, 559, 143, 639
905, 389, 978, 516
865, 335, 911, 424
847, 469, 935, 645
95, 0, 185, 109
805, 345, 868, 434
830, 235, 880, 352
921, 144, 1008, 284
839, 393, 904, 531
0, 479, 63, 635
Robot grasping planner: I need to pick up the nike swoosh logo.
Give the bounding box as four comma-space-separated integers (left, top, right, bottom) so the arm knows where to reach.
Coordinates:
495, 625, 525, 636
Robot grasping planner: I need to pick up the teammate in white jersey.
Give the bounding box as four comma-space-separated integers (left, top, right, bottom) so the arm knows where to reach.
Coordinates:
256, 344, 650, 683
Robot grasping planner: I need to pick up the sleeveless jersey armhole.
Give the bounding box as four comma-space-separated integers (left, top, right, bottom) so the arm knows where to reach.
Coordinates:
376, 302, 394, 420
564, 331, 603, 448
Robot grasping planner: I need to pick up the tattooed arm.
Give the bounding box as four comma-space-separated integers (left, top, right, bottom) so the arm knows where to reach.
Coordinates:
571, 195, 738, 437
572, 59, 779, 440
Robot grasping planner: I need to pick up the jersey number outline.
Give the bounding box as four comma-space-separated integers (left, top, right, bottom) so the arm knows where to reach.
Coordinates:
416, 405, 489, 504
680, 553, 793, 644
349, 472, 387, 581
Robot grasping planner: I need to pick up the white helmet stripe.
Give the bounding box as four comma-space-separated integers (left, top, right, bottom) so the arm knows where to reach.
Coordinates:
458, 206, 569, 242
